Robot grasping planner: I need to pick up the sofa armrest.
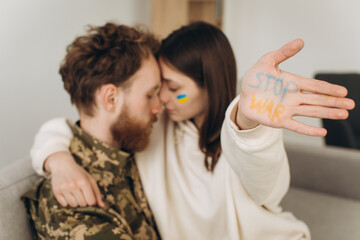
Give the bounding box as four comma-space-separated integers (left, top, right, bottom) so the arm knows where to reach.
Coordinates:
0, 157, 39, 240
284, 142, 360, 201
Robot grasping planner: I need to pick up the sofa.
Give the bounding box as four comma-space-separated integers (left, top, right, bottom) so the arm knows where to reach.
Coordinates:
281, 142, 360, 240
1, 142, 360, 240
0, 156, 38, 240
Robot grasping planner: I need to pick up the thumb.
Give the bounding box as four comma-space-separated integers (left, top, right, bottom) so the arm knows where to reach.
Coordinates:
270, 39, 304, 65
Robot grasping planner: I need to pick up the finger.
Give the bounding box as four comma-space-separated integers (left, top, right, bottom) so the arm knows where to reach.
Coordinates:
80, 181, 97, 206
262, 39, 304, 65
284, 118, 327, 137
301, 93, 355, 110
71, 188, 87, 207
90, 177, 105, 208
294, 105, 349, 120
62, 191, 79, 208
54, 192, 68, 207
292, 74, 349, 97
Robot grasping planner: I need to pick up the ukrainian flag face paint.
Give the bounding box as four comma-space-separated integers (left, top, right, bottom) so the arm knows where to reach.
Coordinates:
177, 94, 189, 103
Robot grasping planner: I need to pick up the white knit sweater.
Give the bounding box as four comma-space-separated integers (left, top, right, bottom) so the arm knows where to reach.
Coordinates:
31, 96, 310, 240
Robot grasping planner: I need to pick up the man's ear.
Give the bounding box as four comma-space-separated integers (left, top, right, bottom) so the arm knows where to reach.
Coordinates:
98, 84, 123, 112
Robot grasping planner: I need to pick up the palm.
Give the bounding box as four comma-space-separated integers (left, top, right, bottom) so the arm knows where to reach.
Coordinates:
238, 39, 355, 136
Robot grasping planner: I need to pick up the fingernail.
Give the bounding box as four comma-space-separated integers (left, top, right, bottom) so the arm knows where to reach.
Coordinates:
337, 87, 347, 96
348, 100, 355, 109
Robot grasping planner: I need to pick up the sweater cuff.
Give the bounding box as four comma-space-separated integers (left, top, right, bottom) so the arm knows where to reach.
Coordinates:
30, 117, 73, 176
225, 95, 281, 151
31, 143, 70, 177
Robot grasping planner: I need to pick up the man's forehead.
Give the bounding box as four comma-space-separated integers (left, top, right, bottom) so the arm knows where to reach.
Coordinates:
123, 55, 159, 89
129, 72, 161, 92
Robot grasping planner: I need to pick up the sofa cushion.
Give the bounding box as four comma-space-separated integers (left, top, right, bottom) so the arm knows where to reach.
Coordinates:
285, 143, 360, 201
0, 157, 39, 240
282, 187, 360, 240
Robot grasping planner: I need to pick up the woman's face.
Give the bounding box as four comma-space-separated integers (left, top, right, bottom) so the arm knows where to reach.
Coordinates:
159, 59, 208, 127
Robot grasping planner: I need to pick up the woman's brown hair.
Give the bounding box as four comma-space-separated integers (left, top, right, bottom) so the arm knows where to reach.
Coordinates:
158, 21, 237, 171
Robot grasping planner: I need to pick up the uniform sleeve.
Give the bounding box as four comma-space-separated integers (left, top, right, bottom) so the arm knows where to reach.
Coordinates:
220, 95, 290, 212
24, 179, 135, 240
30, 118, 73, 176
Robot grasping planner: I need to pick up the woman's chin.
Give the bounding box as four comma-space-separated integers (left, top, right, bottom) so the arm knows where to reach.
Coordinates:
167, 113, 182, 122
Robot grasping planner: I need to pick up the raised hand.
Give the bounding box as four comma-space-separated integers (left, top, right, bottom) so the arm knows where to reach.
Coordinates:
237, 39, 355, 136
45, 151, 105, 208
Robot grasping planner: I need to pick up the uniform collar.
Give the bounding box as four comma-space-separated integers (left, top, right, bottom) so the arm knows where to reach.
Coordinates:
67, 120, 132, 168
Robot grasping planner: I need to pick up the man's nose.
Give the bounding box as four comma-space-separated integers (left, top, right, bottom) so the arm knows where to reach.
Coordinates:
151, 95, 163, 114
159, 84, 168, 104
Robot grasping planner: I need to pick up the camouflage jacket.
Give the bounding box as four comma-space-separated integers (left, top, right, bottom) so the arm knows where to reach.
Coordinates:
22, 121, 160, 240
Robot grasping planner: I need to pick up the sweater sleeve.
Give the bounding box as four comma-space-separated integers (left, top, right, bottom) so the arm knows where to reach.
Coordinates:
30, 118, 73, 176
220, 95, 290, 212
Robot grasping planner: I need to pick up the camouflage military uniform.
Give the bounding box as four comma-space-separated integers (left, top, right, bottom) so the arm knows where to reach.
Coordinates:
22, 121, 160, 240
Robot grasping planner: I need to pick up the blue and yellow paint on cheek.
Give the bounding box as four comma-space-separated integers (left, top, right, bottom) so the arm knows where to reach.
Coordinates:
177, 94, 189, 103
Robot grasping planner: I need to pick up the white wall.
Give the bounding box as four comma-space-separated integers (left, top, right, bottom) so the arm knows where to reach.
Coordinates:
0, 0, 151, 168
3, 0, 360, 168
223, 0, 360, 146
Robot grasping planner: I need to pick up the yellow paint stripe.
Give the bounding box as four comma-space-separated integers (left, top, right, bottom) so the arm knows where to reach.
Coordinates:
177, 97, 189, 103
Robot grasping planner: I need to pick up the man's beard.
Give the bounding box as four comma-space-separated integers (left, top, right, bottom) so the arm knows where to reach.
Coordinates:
110, 105, 157, 153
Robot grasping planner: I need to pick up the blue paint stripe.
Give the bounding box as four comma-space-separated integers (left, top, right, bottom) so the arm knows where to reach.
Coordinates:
177, 94, 187, 99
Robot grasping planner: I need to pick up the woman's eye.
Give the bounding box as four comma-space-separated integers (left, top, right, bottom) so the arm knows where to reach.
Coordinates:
169, 88, 178, 92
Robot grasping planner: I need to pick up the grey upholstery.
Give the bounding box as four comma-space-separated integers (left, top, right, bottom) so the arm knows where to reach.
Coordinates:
282, 143, 360, 240
285, 143, 360, 201
282, 187, 360, 240
0, 157, 38, 240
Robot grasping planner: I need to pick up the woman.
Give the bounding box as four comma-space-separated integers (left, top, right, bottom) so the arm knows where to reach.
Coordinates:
31, 22, 354, 239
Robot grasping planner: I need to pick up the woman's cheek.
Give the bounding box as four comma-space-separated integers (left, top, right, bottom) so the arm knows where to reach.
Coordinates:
176, 94, 189, 103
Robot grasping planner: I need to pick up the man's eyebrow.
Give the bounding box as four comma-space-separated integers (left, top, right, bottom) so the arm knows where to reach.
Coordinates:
149, 84, 161, 92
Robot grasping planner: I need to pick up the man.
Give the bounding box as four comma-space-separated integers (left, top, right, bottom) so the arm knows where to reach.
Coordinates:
22, 22, 162, 239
